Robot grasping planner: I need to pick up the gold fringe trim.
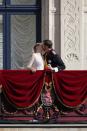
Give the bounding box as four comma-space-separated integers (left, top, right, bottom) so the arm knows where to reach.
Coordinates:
2, 71, 46, 109
52, 71, 87, 109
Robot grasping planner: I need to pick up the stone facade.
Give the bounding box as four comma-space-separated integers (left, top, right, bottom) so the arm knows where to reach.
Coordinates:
61, 0, 82, 70
84, 0, 87, 69
42, 0, 87, 70
0, 0, 86, 70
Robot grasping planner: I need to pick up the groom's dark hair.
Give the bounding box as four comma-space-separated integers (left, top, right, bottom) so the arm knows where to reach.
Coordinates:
43, 40, 53, 48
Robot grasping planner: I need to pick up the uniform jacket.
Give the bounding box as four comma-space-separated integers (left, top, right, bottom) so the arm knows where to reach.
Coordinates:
43, 49, 66, 71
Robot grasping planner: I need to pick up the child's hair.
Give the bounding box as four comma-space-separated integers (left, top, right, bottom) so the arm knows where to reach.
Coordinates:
33, 43, 40, 53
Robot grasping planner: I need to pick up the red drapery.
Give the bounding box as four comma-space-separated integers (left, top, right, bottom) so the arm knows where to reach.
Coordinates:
0, 70, 45, 108
0, 70, 87, 108
53, 71, 87, 107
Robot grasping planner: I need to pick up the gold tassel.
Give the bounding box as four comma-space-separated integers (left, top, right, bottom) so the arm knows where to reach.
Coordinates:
44, 54, 48, 68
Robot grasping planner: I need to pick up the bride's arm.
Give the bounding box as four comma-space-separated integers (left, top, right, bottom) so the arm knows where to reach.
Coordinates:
27, 54, 36, 72
27, 54, 35, 69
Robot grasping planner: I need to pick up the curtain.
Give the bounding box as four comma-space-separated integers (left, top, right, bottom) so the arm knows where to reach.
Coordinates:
1, 70, 45, 108
53, 71, 87, 107
11, 15, 36, 69
0, 70, 87, 108
11, 0, 36, 5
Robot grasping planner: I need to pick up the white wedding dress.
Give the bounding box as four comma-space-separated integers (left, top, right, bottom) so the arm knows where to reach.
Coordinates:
27, 53, 44, 70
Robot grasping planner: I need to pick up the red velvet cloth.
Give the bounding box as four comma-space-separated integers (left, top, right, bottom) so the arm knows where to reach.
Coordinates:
0, 70, 45, 108
53, 71, 87, 107
0, 70, 87, 108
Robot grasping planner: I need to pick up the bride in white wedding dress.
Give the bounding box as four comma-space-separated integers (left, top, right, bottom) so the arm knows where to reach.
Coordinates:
27, 43, 44, 72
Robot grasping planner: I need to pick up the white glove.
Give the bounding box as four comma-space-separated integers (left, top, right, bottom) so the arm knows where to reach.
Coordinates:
52, 67, 59, 72
48, 64, 58, 72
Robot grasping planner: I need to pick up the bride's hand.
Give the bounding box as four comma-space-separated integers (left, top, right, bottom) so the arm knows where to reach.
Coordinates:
30, 67, 36, 73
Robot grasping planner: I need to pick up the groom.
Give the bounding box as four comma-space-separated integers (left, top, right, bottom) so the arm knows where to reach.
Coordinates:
40, 40, 67, 116
42, 40, 85, 115
42, 39, 66, 72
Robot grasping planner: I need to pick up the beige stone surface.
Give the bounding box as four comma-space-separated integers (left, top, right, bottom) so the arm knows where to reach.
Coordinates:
0, 128, 87, 131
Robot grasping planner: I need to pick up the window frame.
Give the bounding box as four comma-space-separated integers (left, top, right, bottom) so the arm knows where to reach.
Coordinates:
0, 0, 41, 69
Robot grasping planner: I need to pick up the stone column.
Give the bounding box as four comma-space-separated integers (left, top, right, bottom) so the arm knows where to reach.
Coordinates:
49, 0, 56, 49
83, 0, 87, 69
42, 0, 56, 46
61, 0, 82, 70
54, 0, 61, 54
41, 0, 49, 40
42, 0, 61, 55
49, 0, 61, 54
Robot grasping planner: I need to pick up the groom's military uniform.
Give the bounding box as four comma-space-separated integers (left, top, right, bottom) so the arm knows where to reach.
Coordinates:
44, 49, 65, 71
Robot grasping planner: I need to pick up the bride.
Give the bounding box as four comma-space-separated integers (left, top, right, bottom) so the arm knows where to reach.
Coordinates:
27, 43, 44, 72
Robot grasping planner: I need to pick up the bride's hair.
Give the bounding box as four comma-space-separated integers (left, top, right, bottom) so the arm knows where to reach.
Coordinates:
33, 43, 40, 53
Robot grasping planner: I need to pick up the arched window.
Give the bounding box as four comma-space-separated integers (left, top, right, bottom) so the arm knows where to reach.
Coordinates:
0, 0, 41, 69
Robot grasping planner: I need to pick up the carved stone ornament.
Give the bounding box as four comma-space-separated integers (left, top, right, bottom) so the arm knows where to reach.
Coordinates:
63, 0, 80, 63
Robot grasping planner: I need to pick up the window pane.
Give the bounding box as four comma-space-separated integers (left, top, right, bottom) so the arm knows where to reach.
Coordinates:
0, 15, 3, 69
0, 0, 3, 4
11, 0, 36, 5
11, 15, 36, 69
